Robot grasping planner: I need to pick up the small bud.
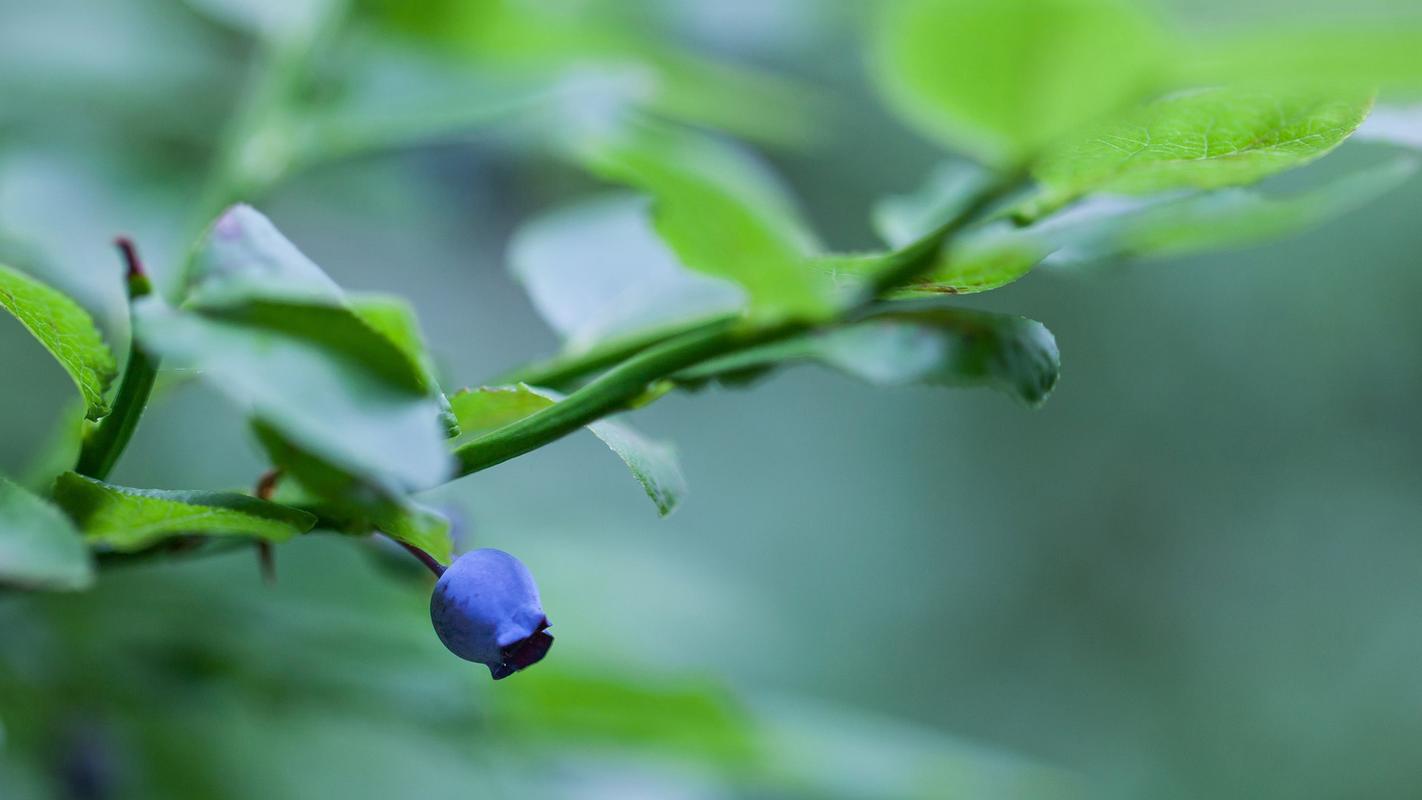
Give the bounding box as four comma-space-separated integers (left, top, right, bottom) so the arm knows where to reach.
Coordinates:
430, 548, 552, 679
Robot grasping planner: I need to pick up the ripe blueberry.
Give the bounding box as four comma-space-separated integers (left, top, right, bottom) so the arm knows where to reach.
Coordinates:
430, 548, 553, 679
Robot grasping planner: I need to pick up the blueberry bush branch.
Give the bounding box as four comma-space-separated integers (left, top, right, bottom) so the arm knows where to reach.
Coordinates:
2, 0, 1420, 682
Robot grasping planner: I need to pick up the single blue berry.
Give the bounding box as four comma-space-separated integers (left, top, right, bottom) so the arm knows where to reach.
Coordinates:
430, 548, 552, 679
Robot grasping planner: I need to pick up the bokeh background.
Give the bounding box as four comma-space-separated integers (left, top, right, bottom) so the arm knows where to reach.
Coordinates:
3, 0, 1422, 797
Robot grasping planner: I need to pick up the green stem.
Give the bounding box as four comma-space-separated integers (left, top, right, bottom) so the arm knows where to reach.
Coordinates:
75, 241, 157, 481
492, 314, 739, 390
455, 171, 1028, 476
456, 316, 795, 475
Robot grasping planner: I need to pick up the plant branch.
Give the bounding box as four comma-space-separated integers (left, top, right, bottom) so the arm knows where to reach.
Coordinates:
454, 172, 1030, 474
75, 240, 158, 481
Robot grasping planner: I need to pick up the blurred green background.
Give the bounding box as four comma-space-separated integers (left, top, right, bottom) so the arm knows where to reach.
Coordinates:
3, 0, 1422, 797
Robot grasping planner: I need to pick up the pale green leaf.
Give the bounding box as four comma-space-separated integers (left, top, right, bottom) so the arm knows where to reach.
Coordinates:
679, 306, 1060, 407
52, 472, 314, 553
1036, 157, 1417, 264
0, 476, 93, 591
576, 120, 834, 320
451, 385, 688, 516
134, 300, 453, 492
358, 0, 820, 146
253, 421, 453, 564
873, 0, 1168, 165
1032, 88, 1374, 213
0, 263, 117, 420
509, 194, 744, 353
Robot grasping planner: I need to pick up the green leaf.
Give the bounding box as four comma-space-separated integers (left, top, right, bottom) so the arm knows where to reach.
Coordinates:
143, 206, 454, 491
0, 263, 117, 420
1031, 88, 1374, 213
873, 0, 1168, 165
253, 422, 453, 564
679, 306, 1061, 407
575, 120, 835, 321
1183, 25, 1422, 99
134, 300, 453, 492
52, 472, 314, 553
451, 385, 688, 516
0, 476, 93, 591
814, 222, 1048, 298
509, 194, 745, 353
357, 0, 820, 146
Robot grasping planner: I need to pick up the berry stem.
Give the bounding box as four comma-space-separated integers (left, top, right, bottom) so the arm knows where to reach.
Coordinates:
388, 536, 446, 578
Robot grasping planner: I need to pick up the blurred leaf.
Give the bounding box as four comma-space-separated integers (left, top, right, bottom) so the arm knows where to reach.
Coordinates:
187, 205, 344, 303
451, 385, 688, 516
509, 193, 745, 353
355, 0, 819, 146
494, 666, 756, 766
52, 472, 314, 553
874, 0, 1168, 166
254, 421, 453, 563
1031, 88, 1374, 214
1355, 105, 1422, 151
1184, 24, 1422, 99
0, 476, 93, 591
145, 206, 453, 491
680, 306, 1060, 407
0, 263, 117, 420
185, 0, 334, 43
134, 300, 452, 492
874, 162, 999, 249
577, 120, 834, 321
1035, 157, 1417, 266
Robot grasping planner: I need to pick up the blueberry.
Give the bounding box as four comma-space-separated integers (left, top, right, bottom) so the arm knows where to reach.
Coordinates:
430, 548, 552, 679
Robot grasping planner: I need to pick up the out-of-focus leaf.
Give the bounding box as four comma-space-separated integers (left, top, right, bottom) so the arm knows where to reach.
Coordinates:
1039, 157, 1418, 264
1031, 88, 1374, 214
0, 476, 92, 591
1355, 105, 1422, 151
147, 206, 453, 491
493, 665, 756, 766
355, 0, 819, 146
0, 263, 116, 420
134, 301, 452, 492
680, 306, 1061, 407
253, 422, 454, 564
576, 120, 834, 321
873, 0, 1168, 166
451, 385, 688, 516
52, 472, 314, 553
509, 194, 745, 353
184, 0, 334, 43
873, 162, 999, 249
187, 205, 343, 303
1183, 25, 1422, 99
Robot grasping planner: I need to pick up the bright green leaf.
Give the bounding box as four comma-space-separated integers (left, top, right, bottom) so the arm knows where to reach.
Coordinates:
576, 120, 834, 320
451, 385, 688, 516
818, 223, 1048, 298
509, 193, 745, 353
1032, 88, 1374, 213
52, 472, 314, 553
680, 306, 1061, 407
0, 476, 93, 591
0, 263, 117, 420
874, 0, 1168, 165
1183, 24, 1422, 99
